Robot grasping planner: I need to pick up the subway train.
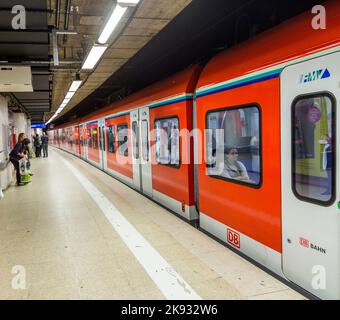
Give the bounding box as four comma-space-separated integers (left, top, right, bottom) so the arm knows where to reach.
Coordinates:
49, 0, 340, 299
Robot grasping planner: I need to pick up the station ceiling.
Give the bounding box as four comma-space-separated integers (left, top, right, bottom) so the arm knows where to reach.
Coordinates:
0, 0, 50, 123
0, 0, 326, 125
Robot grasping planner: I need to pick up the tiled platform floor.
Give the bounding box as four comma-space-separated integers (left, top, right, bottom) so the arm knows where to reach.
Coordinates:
0, 148, 305, 300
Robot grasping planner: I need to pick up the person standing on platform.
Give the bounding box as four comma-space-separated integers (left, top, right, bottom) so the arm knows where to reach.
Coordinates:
41, 132, 49, 158
34, 134, 41, 158
9, 138, 25, 186
23, 138, 34, 176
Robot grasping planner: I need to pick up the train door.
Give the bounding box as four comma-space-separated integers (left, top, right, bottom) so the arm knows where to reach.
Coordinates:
281, 51, 340, 299
139, 107, 153, 197
84, 124, 89, 160
75, 126, 80, 155
79, 124, 84, 158
130, 110, 141, 191
99, 118, 107, 170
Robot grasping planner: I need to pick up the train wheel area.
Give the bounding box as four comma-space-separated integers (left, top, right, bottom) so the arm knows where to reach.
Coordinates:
0, 148, 304, 300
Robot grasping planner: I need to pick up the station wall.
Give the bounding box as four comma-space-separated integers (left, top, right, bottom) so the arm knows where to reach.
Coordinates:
0, 94, 31, 199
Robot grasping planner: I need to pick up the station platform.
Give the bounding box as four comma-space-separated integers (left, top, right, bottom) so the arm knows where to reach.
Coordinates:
0, 148, 305, 300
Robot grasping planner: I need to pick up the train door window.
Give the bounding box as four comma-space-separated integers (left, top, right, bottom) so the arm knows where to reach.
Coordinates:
99, 127, 103, 150
132, 121, 139, 159
141, 120, 149, 161
92, 127, 98, 149
80, 128, 83, 146
155, 117, 180, 166
292, 93, 335, 205
206, 105, 261, 187
74, 128, 79, 145
118, 124, 128, 157
107, 125, 116, 153
88, 128, 93, 148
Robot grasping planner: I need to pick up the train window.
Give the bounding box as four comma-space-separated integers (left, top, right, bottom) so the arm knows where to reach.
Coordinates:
141, 120, 149, 161
88, 129, 92, 148
155, 117, 180, 167
91, 128, 99, 149
206, 105, 261, 187
118, 124, 128, 157
80, 128, 83, 146
107, 125, 116, 153
132, 121, 139, 159
292, 93, 336, 205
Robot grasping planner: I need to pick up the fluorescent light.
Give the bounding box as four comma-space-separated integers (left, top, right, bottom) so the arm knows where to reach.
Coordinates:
65, 91, 75, 99
117, 0, 140, 5
63, 98, 70, 104
82, 45, 108, 70
98, 5, 127, 44
69, 80, 82, 92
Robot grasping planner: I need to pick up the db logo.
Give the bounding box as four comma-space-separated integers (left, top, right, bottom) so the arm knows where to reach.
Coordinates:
227, 229, 240, 248
299, 237, 310, 248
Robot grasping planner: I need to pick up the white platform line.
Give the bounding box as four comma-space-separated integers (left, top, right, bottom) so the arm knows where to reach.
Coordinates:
58, 152, 202, 300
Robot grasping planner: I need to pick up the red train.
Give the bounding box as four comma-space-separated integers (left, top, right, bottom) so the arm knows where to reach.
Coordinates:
49, 0, 340, 299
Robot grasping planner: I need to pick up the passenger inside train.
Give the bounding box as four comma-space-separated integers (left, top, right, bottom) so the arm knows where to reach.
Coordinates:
222, 147, 254, 184
206, 106, 261, 185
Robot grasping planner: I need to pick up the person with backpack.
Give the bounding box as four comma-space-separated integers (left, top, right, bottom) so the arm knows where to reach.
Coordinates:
9, 136, 26, 186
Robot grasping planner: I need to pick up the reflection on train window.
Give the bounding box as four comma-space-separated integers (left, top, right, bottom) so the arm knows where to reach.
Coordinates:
87, 129, 92, 147
80, 128, 83, 146
132, 121, 139, 159
54, 131, 58, 144
206, 105, 261, 186
61, 129, 66, 144
68, 130, 73, 147
292, 94, 335, 205
155, 117, 180, 166
74, 127, 79, 145
91, 127, 99, 149
141, 120, 149, 161
107, 125, 116, 153
118, 124, 128, 157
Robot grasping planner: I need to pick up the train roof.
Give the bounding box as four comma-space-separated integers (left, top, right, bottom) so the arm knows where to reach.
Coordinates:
53, 64, 201, 129
196, 0, 340, 93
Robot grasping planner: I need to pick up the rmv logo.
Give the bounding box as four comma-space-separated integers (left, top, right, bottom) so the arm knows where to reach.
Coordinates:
299, 68, 331, 84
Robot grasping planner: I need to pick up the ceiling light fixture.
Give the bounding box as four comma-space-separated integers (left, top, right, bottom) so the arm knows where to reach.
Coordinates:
98, 4, 127, 44
82, 45, 108, 70
69, 80, 82, 92
117, 0, 140, 6
65, 91, 75, 99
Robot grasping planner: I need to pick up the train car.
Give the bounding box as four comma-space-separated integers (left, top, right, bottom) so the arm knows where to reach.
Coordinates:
49, 0, 340, 299
52, 65, 201, 220
195, 0, 340, 299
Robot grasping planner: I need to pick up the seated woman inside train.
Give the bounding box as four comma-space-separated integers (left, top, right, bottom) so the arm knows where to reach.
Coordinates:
222, 146, 255, 184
